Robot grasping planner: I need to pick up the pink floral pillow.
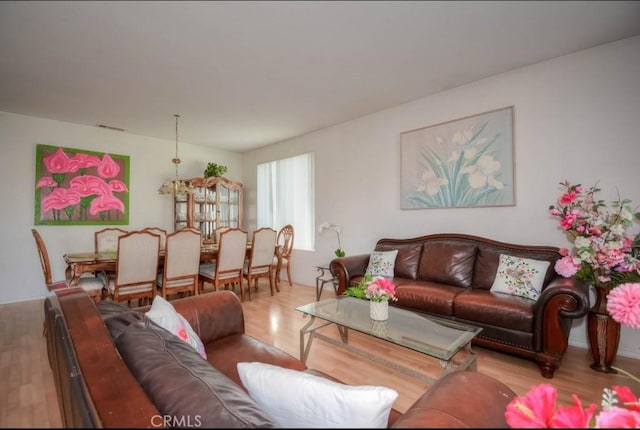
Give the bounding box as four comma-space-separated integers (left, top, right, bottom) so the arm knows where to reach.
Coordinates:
145, 296, 207, 359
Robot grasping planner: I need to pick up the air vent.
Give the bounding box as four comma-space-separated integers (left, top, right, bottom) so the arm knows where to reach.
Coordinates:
96, 123, 125, 132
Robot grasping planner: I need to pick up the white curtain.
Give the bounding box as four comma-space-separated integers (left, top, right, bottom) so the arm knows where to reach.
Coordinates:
257, 153, 314, 250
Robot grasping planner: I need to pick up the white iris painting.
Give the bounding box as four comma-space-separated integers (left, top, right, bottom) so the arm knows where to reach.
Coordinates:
401, 106, 515, 209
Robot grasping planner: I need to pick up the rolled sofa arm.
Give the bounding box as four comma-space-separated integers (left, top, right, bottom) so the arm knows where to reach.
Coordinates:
532, 276, 590, 356
330, 254, 371, 295
171, 290, 245, 345
391, 371, 516, 428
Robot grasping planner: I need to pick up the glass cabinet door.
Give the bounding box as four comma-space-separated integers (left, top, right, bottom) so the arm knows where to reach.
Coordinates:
174, 176, 243, 243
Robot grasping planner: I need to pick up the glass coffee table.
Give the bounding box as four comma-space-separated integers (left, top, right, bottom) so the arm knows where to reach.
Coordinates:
296, 296, 482, 383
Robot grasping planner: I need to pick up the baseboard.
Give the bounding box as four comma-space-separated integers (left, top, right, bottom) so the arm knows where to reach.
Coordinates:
569, 339, 640, 360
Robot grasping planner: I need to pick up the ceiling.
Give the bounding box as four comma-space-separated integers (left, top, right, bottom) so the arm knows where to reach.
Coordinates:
1, 1, 639, 152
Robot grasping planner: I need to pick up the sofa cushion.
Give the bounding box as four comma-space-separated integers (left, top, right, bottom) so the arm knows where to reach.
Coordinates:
237, 362, 398, 428
96, 300, 144, 339
365, 250, 399, 278
394, 280, 462, 316
375, 242, 423, 280
453, 289, 534, 332
417, 241, 477, 287
113, 320, 276, 428
489, 254, 550, 301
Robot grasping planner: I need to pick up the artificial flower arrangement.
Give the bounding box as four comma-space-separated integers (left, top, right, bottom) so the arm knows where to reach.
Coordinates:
504, 180, 640, 428
505, 281, 640, 428
318, 221, 346, 257
343, 273, 397, 302
548, 180, 640, 289
505, 366, 640, 428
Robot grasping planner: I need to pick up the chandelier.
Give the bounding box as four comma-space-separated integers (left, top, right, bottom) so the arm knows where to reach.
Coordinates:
158, 114, 194, 196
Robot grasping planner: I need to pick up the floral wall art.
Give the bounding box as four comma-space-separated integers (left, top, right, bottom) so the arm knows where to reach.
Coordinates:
34, 144, 130, 225
401, 106, 515, 209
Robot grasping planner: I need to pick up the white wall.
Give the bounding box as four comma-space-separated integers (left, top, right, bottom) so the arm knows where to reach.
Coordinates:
0, 112, 242, 303
242, 36, 640, 358
2, 36, 638, 359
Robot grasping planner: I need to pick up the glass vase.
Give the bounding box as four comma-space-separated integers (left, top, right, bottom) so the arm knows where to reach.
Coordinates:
369, 300, 389, 321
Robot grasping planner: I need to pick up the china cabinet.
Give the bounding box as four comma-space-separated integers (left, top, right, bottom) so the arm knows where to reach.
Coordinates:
174, 177, 243, 243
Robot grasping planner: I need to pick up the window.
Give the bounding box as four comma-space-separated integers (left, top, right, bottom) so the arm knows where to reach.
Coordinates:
257, 153, 314, 251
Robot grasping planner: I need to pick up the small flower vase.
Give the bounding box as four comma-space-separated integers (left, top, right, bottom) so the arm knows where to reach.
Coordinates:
370, 300, 389, 321
369, 320, 389, 338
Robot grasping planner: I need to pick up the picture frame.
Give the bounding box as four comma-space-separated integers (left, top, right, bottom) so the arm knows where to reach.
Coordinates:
400, 106, 515, 209
34, 144, 130, 225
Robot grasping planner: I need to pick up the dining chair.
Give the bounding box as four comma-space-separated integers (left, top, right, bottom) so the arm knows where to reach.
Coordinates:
157, 227, 201, 300
274, 224, 294, 288
199, 228, 248, 301
94, 227, 129, 254
103, 230, 160, 306
32, 229, 104, 302
243, 227, 277, 300
94, 227, 128, 282
214, 226, 231, 244
142, 227, 168, 253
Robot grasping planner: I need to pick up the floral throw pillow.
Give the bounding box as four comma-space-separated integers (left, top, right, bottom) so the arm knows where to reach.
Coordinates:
145, 296, 207, 359
365, 250, 399, 278
489, 254, 550, 301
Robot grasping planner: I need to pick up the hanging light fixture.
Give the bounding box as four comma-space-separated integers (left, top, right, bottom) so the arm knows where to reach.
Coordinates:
158, 114, 194, 196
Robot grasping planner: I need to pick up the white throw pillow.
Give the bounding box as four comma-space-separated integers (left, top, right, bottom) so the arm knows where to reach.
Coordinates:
237, 362, 398, 428
489, 254, 550, 301
365, 249, 399, 278
145, 296, 207, 359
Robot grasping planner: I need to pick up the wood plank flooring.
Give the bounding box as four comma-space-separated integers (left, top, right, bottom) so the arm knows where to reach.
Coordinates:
2, 281, 639, 427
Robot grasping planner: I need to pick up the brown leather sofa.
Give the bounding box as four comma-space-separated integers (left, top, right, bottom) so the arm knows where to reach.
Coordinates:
330, 233, 590, 378
44, 287, 517, 428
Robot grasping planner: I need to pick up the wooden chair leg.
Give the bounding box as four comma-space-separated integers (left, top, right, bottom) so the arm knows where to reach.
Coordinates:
286, 264, 292, 286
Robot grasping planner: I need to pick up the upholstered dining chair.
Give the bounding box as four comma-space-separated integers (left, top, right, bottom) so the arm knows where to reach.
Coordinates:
157, 227, 201, 300
94, 227, 128, 282
102, 230, 160, 306
274, 224, 294, 288
142, 227, 168, 253
214, 226, 231, 244
199, 228, 248, 301
243, 227, 277, 300
32, 229, 104, 302
94, 227, 128, 254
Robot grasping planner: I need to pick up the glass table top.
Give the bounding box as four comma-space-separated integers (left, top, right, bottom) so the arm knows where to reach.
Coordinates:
296, 296, 482, 361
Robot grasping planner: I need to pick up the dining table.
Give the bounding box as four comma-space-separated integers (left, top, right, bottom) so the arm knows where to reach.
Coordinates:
63, 243, 252, 287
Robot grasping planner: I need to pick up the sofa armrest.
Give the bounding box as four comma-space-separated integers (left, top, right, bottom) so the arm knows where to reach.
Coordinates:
330, 254, 371, 295
533, 276, 590, 355
171, 290, 245, 345
391, 371, 516, 428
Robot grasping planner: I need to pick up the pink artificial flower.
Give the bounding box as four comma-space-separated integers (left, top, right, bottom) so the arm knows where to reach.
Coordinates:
366, 277, 397, 301
505, 383, 557, 428
613, 386, 640, 412
606, 283, 640, 329
559, 191, 578, 205
555, 256, 580, 278
559, 248, 570, 257
595, 407, 640, 428
36, 176, 58, 188
552, 394, 597, 428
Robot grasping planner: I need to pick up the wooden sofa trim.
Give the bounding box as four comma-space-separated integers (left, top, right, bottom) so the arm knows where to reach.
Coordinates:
55, 288, 159, 428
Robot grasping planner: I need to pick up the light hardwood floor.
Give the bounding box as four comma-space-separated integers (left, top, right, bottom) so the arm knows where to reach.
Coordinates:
2, 281, 639, 428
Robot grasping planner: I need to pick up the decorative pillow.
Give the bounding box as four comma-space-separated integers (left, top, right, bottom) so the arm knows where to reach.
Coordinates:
489, 254, 550, 301
237, 362, 398, 428
145, 296, 207, 359
365, 249, 399, 278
